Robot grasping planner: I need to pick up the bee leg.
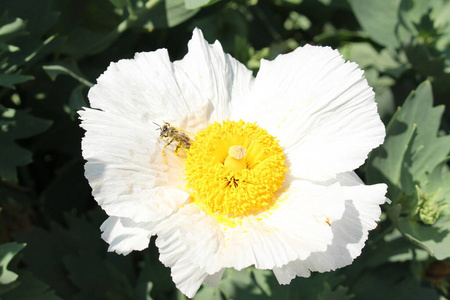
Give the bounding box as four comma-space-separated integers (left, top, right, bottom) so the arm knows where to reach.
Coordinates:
175, 142, 183, 155
163, 137, 175, 152
161, 137, 175, 163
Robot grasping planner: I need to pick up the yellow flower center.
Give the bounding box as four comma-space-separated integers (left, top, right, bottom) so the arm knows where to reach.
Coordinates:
185, 120, 287, 224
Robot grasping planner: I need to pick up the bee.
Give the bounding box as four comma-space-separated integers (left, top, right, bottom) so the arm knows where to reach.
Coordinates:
154, 121, 192, 155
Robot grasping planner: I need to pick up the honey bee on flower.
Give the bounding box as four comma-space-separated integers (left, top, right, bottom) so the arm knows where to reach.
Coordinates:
154, 121, 192, 155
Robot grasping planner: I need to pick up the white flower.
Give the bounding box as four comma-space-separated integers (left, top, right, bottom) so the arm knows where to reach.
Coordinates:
79, 28, 388, 298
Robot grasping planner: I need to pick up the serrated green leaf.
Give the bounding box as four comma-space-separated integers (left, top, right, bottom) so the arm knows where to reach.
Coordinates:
0, 242, 25, 285
349, 0, 400, 48
367, 81, 450, 258
367, 81, 450, 200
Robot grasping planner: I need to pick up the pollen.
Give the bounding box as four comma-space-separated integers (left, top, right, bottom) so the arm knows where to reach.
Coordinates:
185, 120, 287, 225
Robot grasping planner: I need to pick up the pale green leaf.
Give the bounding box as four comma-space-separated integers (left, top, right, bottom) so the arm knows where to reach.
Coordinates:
0, 242, 25, 285
0, 14, 26, 42
398, 214, 450, 259
185, 0, 220, 9
349, 0, 400, 48
367, 81, 450, 200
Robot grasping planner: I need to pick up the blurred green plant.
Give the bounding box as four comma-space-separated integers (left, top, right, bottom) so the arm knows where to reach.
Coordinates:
0, 0, 448, 299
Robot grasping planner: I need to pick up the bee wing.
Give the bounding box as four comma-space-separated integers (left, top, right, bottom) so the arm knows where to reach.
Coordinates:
175, 127, 196, 140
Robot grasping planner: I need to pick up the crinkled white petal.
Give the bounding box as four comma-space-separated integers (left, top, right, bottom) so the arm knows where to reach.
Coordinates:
81, 28, 254, 223
272, 172, 388, 284
100, 216, 156, 255
216, 180, 346, 272
235, 45, 385, 180
151, 179, 347, 294
154, 204, 223, 298
174, 29, 254, 125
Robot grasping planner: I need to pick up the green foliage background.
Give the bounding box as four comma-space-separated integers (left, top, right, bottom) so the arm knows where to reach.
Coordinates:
0, 0, 449, 299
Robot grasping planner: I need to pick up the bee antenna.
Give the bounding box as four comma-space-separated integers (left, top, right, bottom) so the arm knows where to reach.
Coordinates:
153, 122, 161, 131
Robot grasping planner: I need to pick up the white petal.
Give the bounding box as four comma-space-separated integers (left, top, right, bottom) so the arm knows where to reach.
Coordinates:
170, 260, 209, 298
80, 109, 189, 222
273, 172, 388, 284
100, 216, 156, 255
174, 28, 255, 124
219, 180, 346, 271
154, 204, 223, 298
238, 45, 385, 180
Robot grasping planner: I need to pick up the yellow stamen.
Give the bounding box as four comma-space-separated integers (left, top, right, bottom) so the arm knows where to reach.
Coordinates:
185, 120, 287, 226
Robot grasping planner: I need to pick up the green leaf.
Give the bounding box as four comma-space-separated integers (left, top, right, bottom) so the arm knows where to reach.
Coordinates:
367, 81, 450, 201
43, 62, 93, 87
219, 268, 269, 300
0, 108, 51, 181
0, 242, 25, 285
351, 263, 440, 300
398, 214, 450, 259
139, 0, 199, 30
367, 81, 450, 258
13, 226, 79, 299
0, 13, 26, 42
134, 247, 174, 300
349, 0, 400, 48
108, 0, 127, 8
5, 109, 53, 139
0, 73, 33, 89
398, 0, 432, 35
185, 0, 221, 9
339, 42, 406, 76
0, 0, 58, 37
405, 42, 446, 76
1, 271, 63, 300
193, 285, 221, 300
0, 136, 32, 182
63, 254, 133, 300
317, 283, 353, 300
